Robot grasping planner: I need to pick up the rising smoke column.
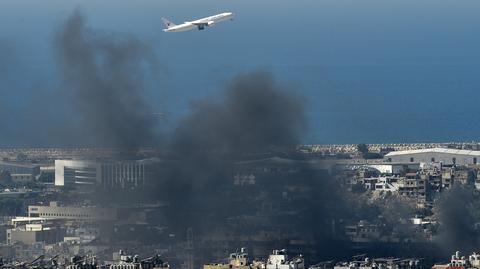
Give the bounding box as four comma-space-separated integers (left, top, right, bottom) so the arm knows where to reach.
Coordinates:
54, 10, 158, 148
172, 71, 306, 155
434, 184, 480, 254
156, 71, 307, 230
162, 73, 360, 260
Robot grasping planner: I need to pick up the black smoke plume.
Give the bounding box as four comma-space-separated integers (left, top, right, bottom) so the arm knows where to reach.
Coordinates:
433, 184, 480, 254
172, 72, 306, 155
53, 11, 349, 259
54, 10, 158, 148
154, 72, 308, 229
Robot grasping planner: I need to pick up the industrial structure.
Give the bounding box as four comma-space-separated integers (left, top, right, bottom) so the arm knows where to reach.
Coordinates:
384, 148, 480, 165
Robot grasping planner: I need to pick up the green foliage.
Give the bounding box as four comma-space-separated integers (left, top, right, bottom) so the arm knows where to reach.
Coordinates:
357, 143, 369, 154
356, 144, 382, 159
363, 152, 383, 159
0, 198, 23, 216
0, 171, 11, 182
38, 172, 54, 183
15, 153, 27, 161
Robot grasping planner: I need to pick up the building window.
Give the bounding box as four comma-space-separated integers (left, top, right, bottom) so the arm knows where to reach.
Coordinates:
431, 157, 435, 162
387, 158, 392, 162
410, 157, 414, 162
474, 157, 477, 164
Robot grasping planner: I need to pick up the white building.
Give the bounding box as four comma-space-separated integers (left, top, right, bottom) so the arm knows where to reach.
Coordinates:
55, 159, 158, 189
55, 160, 99, 186
28, 201, 117, 221
374, 177, 400, 192
385, 148, 480, 166
368, 163, 420, 175
266, 250, 304, 269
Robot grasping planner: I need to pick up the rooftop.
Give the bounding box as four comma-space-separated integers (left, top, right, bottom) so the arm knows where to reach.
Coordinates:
385, 147, 480, 157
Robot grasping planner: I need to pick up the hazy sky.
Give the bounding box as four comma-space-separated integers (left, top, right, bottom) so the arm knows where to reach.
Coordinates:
0, 0, 480, 145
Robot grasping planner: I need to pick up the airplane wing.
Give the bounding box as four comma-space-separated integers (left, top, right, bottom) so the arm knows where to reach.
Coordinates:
192, 21, 214, 26
190, 20, 214, 30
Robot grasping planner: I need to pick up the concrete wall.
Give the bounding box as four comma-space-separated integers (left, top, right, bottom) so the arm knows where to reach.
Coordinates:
7, 229, 36, 244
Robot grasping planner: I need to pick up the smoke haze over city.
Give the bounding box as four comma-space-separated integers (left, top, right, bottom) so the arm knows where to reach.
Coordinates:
1, 2, 480, 269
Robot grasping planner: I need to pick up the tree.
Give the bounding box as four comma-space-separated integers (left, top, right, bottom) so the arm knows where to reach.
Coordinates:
16, 153, 27, 161
363, 152, 383, 159
0, 171, 11, 182
38, 172, 54, 183
357, 144, 369, 155
0, 198, 23, 216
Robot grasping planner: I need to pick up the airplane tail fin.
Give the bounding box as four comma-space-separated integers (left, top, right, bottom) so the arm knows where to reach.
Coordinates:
161, 17, 176, 28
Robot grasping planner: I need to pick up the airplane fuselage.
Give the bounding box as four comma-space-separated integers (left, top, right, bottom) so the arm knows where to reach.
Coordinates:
163, 12, 234, 32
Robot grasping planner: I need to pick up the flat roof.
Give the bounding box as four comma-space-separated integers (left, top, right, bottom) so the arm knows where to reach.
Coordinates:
385, 147, 480, 157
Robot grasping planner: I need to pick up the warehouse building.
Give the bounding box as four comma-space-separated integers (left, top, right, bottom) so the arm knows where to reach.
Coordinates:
385, 148, 480, 166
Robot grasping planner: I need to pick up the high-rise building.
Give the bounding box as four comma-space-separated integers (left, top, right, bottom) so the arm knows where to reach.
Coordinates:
55, 159, 159, 189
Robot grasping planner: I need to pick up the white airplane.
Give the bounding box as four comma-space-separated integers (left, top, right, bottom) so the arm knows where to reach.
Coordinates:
162, 12, 234, 32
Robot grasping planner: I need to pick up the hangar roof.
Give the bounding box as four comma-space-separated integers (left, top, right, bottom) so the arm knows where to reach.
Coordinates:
385, 147, 480, 157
